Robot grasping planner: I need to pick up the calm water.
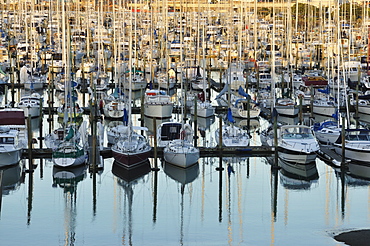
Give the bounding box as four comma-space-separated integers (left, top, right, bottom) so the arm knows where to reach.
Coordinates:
0, 109, 369, 246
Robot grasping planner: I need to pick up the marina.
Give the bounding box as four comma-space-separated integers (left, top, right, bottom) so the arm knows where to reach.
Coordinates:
0, 0, 370, 245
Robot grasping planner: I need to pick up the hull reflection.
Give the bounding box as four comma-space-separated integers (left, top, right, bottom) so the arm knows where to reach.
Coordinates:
0, 162, 24, 196
278, 158, 319, 183
163, 161, 199, 184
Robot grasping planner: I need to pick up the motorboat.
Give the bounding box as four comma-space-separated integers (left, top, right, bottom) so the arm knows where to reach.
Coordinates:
333, 129, 370, 163
144, 89, 174, 119
189, 91, 215, 118
312, 120, 341, 144
275, 98, 299, 117
261, 124, 320, 164
0, 109, 27, 167
17, 92, 42, 118
312, 97, 337, 117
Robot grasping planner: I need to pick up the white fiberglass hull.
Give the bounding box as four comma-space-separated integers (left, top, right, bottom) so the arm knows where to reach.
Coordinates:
144, 104, 173, 119
312, 105, 337, 117
231, 106, 260, 119
275, 106, 299, 117
164, 140, 199, 168
191, 102, 215, 118
358, 105, 370, 115
0, 148, 22, 167
19, 106, 40, 118
334, 142, 370, 163
278, 148, 317, 164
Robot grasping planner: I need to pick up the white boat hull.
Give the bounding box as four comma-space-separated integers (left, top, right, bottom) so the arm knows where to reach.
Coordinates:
103, 108, 124, 119
275, 106, 299, 117
278, 149, 317, 164
144, 104, 173, 119
19, 106, 40, 118
164, 140, 199, 168
0, 148, 22, 167
334, 143, 370, 163
231, 106, 260, 119
190, 102, 215, 118
358, 105, 370, 115
312, 105, 337, 117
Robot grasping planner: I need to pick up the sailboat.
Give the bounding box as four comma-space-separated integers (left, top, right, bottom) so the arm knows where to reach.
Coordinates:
215, 108, 250, 147
52, 6, 87, 168
111, 25, 152, 168
162, 22, 199, 168
103, 87, 126, 119
190, 28, 215, 119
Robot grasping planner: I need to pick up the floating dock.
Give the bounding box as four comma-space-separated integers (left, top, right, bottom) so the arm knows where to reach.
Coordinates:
22, 146, 275, 159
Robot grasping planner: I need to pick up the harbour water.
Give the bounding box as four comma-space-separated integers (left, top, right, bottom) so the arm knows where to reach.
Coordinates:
0, 106, 369, 245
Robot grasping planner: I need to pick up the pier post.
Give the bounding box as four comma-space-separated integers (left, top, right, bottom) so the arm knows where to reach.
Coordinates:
152, 117, 159, 171
39, 102, 43, 149
218, 115, 222, 152
11, 65, 15, 107
310, 84, 314, 118
355, 82, 359, 128
47, 71, 54, 132
27, 113, 33, 172
141, 88, 145, 135
193, 96, 198, 147
216, 117, 224, 171
273, 108, 278, 168
247, 96, 250, 133
341, 115, 346, 168
299, 95, 303, 124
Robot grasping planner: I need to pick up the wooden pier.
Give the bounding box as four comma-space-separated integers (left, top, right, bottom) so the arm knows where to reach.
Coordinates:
316, 144, 349, 168
22, 145, 275, 159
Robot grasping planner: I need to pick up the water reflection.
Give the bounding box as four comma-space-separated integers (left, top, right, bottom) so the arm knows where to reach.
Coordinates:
52, 164, 88, 245
278, 158, 319, 181
346, 161, 370, 182
277, 115, 299, 125
0, 162, 24, 196
163, 162, 200, 245
52, 164, 87, 193
143, 116, 171, 136
111, 160, 151, 246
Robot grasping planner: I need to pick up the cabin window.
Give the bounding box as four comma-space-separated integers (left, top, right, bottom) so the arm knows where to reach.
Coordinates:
0, 137, 14, 144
